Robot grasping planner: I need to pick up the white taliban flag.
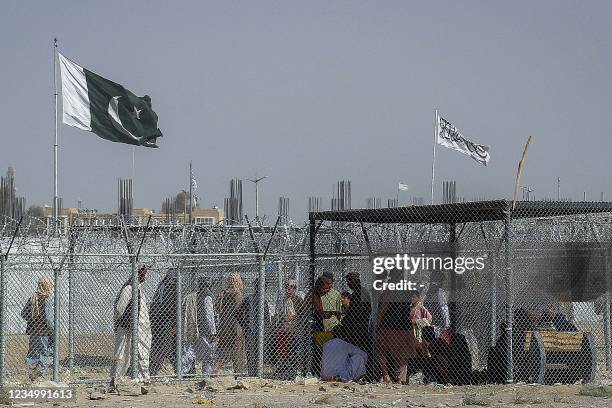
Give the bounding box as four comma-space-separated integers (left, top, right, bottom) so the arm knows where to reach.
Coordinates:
398, 183, 409, 191
436, 114, 490, 166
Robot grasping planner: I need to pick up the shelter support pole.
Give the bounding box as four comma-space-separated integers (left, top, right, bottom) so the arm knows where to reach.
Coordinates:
604, 253, 611, 370
503, 209, 513, 383
490, 256, 497, 347
0, 256, 6, 384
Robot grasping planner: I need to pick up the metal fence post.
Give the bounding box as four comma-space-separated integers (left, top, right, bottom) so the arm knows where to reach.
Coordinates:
604, 253, 611, 370
130, 257, 138, 379
490, 256, 497, 347
68, 256, 74, 371
176, 264, 183, 379
308, 218, 316, 376
0, 255, 6, 384
257, 258, 265, 378
503, 208, 513, 383
53, 267, 60, 382
449, 223, 457, 329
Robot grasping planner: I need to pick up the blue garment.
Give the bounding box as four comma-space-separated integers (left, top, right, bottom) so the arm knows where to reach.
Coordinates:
26, 336, 53, 376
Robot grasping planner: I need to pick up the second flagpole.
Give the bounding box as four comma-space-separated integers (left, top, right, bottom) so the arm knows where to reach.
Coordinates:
396, 186, 399, 206
430, 109, 438, 205
188, 160, 192, 224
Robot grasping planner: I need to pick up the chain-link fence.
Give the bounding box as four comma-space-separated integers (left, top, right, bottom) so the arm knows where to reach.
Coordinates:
0, 200, 611, 387
308, 200, 612, 385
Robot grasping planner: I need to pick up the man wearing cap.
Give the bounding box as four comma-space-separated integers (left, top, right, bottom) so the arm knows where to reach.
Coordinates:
110, 265, 152, 388
319, 272, 342, 332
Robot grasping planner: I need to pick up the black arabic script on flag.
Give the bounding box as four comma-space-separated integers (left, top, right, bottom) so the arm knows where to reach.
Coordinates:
438, 116, 490, 165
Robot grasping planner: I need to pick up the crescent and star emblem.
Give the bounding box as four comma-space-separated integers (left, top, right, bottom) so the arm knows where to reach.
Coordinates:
107, 96, 140, 141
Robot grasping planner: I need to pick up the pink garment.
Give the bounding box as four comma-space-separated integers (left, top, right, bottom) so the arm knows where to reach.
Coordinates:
411, 303, 432, 323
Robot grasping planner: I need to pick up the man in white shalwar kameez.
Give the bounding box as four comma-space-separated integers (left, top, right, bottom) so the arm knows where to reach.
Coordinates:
320, 338, 368, 382
110, 266, 152, 386
182, 278, 217, 374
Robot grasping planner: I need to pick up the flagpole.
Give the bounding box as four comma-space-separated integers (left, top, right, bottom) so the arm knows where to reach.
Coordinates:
396, 186, 399, 206
430, 109, 438, 205
53, 38, 59, 235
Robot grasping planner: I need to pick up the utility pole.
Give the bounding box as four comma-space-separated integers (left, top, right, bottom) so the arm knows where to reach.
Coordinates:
557, 177, 560, 201
188, 161, 192, 224
247, 175, 268, 221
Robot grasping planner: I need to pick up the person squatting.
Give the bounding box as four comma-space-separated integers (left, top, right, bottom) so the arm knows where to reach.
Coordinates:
311, 271, 443, 384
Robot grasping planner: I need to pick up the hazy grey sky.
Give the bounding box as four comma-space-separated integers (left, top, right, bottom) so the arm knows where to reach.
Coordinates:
1, 1, 610, 222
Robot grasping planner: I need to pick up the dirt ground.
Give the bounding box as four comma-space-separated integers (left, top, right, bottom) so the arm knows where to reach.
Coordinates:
9, 377, 612, 408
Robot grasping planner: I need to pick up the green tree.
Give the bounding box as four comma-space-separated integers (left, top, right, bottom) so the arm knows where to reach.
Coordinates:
26, 205, 44, 219
161, 191, 188, 213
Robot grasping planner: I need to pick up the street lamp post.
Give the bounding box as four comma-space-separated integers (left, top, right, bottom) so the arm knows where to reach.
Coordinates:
247, 175, 268, 221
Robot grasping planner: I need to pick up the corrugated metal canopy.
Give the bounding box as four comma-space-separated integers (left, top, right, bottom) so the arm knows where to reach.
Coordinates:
309, 200, 612, 224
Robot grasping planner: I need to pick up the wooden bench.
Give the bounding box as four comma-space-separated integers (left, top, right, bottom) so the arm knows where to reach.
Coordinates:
524, 330, 596, 384
488, 330, 596, 384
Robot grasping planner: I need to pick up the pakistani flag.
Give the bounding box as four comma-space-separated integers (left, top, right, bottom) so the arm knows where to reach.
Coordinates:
58, 53, 162, 147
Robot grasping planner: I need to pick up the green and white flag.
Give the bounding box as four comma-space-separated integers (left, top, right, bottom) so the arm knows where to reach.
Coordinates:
58, 53, 162, 148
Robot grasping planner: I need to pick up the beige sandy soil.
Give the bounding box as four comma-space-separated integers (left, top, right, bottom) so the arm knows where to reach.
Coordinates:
9, 377, 612, 408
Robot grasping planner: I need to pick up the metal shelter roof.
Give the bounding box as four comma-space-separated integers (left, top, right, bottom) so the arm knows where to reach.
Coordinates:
309, 200, 612, 224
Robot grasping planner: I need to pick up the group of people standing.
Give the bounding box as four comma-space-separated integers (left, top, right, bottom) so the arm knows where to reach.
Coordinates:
21, 267, 451, 386
113, 266, 220, 387
110, 269, 276, 382
20, 266, 219, 387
